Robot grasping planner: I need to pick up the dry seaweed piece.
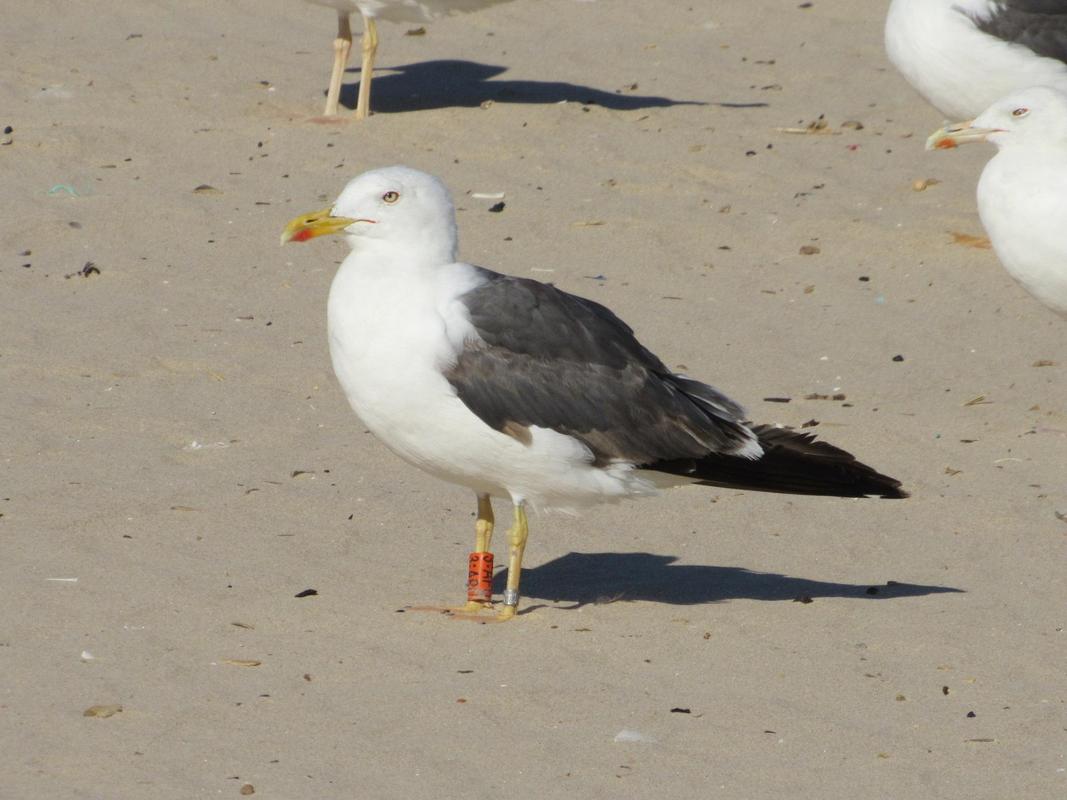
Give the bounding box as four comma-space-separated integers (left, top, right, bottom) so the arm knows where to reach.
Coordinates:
84, 704, 123, 718
911, 178, 940, 191
949, 232, 991, 249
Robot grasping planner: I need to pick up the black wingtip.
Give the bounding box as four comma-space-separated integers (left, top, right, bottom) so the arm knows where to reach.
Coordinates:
649, 424, 908, 499
874, 481, 909, 500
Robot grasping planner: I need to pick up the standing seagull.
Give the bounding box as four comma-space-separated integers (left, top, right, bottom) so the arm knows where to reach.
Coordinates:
304, 1, 516, 119
281, 166, 907, 621
928, 85, 1067, 316
885, 0, 1067, 119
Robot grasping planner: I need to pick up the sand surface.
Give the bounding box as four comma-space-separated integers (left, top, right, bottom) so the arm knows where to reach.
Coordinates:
3, 1, 1065, 797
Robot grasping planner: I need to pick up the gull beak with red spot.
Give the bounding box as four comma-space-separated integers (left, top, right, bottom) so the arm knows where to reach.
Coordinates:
926, 119, 1004, 151
280, 207, 362, 245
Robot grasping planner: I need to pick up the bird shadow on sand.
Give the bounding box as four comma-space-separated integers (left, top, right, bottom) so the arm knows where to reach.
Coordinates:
336, 59, 761, 113
498, 551, 962, 609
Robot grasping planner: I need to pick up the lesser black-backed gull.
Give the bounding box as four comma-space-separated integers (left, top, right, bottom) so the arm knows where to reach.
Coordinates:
281, 166, 907, 621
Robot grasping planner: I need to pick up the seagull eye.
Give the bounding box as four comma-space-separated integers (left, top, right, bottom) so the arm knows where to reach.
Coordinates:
382, 191, 400, 204
1011, 107, 1029, 118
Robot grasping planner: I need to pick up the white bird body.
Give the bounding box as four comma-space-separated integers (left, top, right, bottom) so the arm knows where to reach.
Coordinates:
885, 0, 1067, 118
977, 144, 1067, 316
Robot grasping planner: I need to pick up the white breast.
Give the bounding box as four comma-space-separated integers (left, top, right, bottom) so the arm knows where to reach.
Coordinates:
977, 148, 1067, 317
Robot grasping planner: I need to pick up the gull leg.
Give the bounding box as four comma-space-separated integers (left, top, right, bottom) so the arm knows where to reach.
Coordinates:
474, 493, 495, 552
450, 494, 495, 614
495, 502, 529, 621
354, 15, 379, 120
410, 497, 529, 623
446, 501, 527, 622
323, 11, 352, 116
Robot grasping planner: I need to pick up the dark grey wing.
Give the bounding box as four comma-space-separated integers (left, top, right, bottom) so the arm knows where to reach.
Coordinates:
446, 268, 755, 466
969, 1, 1067, 62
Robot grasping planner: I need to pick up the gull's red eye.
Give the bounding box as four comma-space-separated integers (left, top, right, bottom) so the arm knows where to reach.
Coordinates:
1012, 107, 1030, 118
382, 191, 400, 204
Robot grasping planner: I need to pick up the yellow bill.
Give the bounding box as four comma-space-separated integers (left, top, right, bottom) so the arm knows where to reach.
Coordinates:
926, 120, 1000, 151
280, 207, 359, 245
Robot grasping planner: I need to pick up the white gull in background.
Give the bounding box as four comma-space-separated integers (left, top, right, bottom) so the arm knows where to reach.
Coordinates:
281, 166, 906, 621
886, 0, 1067, 118
928, 85, 1067, 317
304, 1, 516, 119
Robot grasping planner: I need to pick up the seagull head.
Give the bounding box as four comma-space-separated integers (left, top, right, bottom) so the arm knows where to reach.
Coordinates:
281, 165, 458, 262
926, 86, 1067, 151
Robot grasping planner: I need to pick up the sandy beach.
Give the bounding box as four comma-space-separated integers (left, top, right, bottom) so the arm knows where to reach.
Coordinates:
2, 1, 1064, 796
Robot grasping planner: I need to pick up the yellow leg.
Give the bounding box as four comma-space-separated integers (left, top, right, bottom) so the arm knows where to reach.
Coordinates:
451, 494, 495, 614
354, 16, 378, 120
495, 503, 529, 621
411, 498, 529, 622
323, 12, 352, 117
474, 494, 494, 552
444, 500, 527, 622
